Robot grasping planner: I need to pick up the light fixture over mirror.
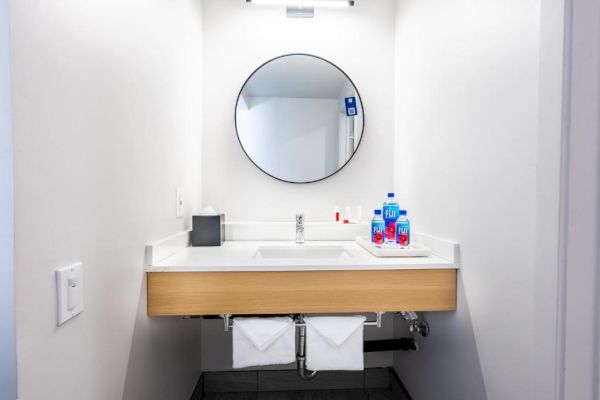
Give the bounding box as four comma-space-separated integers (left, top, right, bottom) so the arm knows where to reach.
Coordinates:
246, 0, 354, 18
235, 54, 364, 184
246, 0, 355, 7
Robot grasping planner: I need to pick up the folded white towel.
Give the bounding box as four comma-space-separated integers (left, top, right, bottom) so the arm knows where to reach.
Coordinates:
232, 317, 296, 369
305, 316, 366, 371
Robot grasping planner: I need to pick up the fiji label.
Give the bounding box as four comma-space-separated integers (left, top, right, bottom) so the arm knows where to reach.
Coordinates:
371, 222, 384, 245
383, 207, 399, 241
397, 224, 410, 246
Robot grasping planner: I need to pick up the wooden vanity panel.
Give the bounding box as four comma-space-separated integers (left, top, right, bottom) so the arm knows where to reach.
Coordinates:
147, 269, 457, 316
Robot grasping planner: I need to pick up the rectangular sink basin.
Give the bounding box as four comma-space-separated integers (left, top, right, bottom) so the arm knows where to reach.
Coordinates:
254, 245, 353, 260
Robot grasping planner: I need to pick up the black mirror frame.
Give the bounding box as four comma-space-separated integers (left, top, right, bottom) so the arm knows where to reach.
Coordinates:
234, 53, 366, 184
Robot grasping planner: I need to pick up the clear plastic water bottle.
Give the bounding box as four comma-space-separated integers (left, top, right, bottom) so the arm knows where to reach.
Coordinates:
396, 210, 411, 247
371, 210, 385, 246
382, 193, 400, 245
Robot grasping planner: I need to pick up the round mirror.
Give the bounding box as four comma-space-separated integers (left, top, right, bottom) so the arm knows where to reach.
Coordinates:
235, 54, 364, 184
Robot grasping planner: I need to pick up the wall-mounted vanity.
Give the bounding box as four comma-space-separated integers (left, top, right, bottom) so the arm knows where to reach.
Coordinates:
145, 226, 458, 317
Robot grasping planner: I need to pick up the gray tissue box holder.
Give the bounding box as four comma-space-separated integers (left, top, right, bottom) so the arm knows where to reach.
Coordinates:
191, 214, 225, 246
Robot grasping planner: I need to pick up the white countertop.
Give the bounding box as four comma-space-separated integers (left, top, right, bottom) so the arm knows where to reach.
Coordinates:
145, 240, 458, 272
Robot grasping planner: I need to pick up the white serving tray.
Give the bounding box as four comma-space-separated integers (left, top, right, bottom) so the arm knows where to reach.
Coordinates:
355, 236, 432, 257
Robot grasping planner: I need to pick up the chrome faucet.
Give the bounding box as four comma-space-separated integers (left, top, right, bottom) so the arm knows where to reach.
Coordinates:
296, 213, 305, 244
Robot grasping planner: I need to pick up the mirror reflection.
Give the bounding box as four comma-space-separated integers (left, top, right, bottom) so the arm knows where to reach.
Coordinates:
235, 54, 364, 183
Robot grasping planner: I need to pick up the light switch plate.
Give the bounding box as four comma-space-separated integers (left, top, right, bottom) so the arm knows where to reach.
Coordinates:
56, 262, 83, 326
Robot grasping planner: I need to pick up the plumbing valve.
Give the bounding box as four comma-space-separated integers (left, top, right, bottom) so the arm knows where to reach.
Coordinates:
409, 320, 430, 337
399, 311, 430, 337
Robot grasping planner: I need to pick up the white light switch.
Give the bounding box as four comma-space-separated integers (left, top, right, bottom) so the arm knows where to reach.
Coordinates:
176, 187, 184, 218
56, 263, 83, 326
67, 276, 79, 310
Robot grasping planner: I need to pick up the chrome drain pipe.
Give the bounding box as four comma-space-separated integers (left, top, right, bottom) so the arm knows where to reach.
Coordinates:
296, 315, 318, 380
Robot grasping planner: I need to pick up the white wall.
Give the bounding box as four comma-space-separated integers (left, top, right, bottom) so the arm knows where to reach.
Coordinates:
0, 0, 16, 398
201, 0, 396, 221
393, 1, 542, 399
533, 0, 565, 398
11, 1, 204, 399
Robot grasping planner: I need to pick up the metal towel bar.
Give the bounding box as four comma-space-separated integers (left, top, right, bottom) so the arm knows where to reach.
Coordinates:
221, 312, 385, 332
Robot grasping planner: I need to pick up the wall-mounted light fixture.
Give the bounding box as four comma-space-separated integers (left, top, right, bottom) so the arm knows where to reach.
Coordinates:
246, 0, 355, 18
246, 0, 354, 7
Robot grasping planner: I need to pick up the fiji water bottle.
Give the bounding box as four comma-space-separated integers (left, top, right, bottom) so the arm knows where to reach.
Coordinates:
382, 193, 400, 245
371, 210, 385, 246
396, 210, 411, 247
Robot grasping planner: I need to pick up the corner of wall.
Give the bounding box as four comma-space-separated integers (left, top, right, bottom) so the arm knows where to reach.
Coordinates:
0, 0, 16, 397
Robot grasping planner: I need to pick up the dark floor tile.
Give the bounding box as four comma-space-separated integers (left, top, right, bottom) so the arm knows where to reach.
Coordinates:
389, 374, 411, 400
257, 391, 313, 400
310, 389, 368, 400
204, 389, 402, 400
364, 369, 390, 389
204, 371, 258, 393
258, 370, 364, 391
203, 393, 257, 400
190, 374, 204, 400
366, 389, 397, 400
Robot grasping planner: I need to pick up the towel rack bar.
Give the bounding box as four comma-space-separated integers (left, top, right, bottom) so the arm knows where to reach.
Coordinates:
220, 312, 384, 332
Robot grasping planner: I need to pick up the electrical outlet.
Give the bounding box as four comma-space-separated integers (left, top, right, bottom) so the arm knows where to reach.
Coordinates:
176, 188, 184, 218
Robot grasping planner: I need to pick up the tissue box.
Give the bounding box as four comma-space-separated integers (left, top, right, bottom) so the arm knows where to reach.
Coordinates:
191, 214, 225, 246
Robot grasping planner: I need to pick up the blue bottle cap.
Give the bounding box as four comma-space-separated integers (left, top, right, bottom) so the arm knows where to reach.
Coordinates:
374, 209, 382, 215
387, 192, 395, 197
399, 210, 407, 216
